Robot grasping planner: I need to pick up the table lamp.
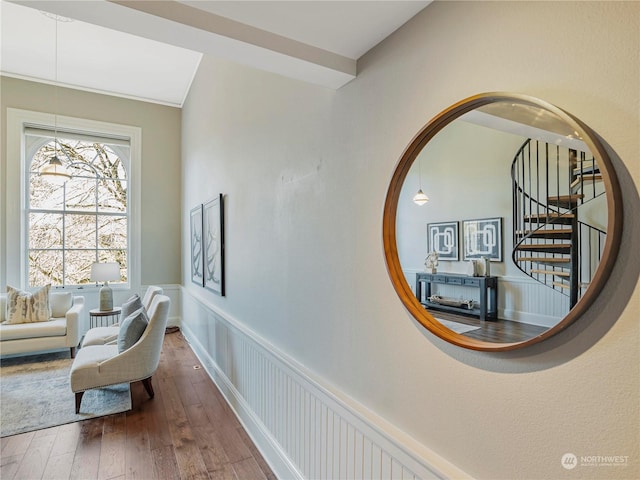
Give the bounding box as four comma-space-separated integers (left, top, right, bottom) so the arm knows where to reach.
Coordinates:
91, 262, 120, 311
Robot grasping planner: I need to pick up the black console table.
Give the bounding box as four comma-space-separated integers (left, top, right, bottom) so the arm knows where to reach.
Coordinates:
415, 272, 498, 320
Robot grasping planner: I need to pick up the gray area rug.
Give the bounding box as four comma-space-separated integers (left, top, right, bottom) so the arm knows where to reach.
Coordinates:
0, 351, 131, 437
436, 318, 481, 334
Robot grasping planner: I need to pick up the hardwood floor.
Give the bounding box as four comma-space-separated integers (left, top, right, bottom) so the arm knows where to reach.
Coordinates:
0, 331, 276, 480
431, 309, 548, 343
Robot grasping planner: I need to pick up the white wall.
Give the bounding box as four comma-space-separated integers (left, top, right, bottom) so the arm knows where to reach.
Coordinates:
181, 2, 639, 479
397, 120, 522, 276
0, 77, 182, 289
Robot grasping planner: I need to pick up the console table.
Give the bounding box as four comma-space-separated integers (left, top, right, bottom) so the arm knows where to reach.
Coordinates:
415, 272, 498, 320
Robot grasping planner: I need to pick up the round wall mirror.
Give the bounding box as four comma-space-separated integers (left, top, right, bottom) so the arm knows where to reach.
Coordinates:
383, 93, 622, 351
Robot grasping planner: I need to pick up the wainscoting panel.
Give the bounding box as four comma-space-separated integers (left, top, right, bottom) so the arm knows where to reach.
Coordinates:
180, 288, 469, 480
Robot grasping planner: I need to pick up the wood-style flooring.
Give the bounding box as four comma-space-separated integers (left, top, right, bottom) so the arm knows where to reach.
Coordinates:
431, 309, 548, 343
0, 331, 276, 480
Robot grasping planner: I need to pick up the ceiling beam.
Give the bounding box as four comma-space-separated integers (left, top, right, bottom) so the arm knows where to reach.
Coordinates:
10, 0, 357, 89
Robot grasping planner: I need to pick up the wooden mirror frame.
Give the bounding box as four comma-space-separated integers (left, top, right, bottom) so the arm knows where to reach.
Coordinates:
383, 92, 623, 351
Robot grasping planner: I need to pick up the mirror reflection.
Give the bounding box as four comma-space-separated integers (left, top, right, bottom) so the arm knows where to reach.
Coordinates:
396, 100, 608, 344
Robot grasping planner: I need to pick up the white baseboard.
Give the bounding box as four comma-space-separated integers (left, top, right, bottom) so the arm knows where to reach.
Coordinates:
180, 287, 471, 480
152, 284, 181, 327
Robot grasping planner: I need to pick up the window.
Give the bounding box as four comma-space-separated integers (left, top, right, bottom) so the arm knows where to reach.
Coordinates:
27, 129, 129, 287
5, 109, 141, 291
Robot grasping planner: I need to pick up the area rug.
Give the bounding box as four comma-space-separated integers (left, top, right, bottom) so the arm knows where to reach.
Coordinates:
0, 351, 131, 437
436, 318, 481, 334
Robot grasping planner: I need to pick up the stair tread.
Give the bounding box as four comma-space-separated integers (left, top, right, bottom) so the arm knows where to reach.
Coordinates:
573, 166, 599, 175
550, 281, 591, 290
516, 244, 571, 254
517, 244, 570, 249
547, 194, 584, 208
548, 194, 584, 201
517, 228, 573, 235
525, 213, 575, 219
571, 174, 602, 189
516, 230, 574, 242
524, 213, 575, 225
531, 268, 570, 276
516, 257, 571, 264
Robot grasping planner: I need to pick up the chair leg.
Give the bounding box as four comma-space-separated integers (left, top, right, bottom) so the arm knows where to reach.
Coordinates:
141, 377, 154, 398
70, 346, 77, 358
75, 392, 84, 414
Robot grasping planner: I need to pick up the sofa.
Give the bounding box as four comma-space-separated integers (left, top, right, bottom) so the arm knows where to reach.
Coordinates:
0, 291, 85, 358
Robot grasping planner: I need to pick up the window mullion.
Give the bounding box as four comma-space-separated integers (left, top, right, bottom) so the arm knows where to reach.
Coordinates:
95, 176, 99, 264
62, 182, 67, 286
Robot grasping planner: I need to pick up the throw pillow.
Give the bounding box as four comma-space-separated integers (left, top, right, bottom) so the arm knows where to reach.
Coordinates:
50, 291, 73, 317
121, 294, 144, 320
4, 285, 51, 324
117, 307, 149, 353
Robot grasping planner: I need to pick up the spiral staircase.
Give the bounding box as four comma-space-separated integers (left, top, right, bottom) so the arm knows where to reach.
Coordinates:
511, 140, 606, 309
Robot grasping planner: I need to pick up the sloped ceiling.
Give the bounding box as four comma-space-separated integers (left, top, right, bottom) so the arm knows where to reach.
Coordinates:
1, 0, 430, 106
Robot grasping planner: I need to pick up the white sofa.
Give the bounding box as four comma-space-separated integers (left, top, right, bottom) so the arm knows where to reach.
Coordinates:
0, 293, 84, 358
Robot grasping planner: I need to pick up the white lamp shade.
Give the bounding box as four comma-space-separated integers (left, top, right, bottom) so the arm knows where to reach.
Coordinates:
413, 189, 430, 206
40, 157, 71, 185
90, 262, 121, 282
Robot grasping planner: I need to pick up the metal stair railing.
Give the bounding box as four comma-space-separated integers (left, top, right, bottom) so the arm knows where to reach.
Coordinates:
511, 139, 605, 308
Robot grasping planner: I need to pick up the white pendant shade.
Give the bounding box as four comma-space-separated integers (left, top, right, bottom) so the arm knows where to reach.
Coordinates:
413, 189, 429, 206
40, 156, 72, 184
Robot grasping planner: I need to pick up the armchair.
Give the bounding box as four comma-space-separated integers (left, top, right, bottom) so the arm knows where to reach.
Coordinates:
70, 294, 170, 413
81, 285, 163, 348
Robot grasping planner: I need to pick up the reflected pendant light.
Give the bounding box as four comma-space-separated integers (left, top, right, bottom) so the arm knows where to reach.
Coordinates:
40, 12, 71, 184
413, 155, 429, 206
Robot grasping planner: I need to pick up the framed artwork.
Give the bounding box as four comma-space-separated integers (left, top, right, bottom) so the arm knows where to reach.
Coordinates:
463, 217, 503, 261
190, 204, 204, 286
203, 194, 225, 296
427, 221, 459, 261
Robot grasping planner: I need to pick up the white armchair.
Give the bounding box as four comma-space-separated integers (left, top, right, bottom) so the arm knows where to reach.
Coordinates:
81, 285, 163, 348
70, 294, 170, 413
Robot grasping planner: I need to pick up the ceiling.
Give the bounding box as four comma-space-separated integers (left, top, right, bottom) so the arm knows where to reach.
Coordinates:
0, 1, 430, 107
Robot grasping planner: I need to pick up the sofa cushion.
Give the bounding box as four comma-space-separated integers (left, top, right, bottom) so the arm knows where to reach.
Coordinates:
3, 285, 51, 324
121, 294, 144, 320
0, 318, 67, 341
50, 292, 73, 318
117, 308, 148, 353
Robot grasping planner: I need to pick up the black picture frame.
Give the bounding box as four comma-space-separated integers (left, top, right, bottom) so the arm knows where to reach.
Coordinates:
190, 204, 204, 286
462, 217, 503, 261
427, 221, 459, 261
203, 194, 225, 296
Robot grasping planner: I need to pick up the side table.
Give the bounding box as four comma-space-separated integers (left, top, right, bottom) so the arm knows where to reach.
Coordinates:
89, 307, 122, 328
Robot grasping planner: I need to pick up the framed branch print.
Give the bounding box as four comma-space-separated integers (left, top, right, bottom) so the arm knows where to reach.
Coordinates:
203, 194, 225, 296
427, 221, 459, 261
463, 217, 503, 261
190, 204, 204, 286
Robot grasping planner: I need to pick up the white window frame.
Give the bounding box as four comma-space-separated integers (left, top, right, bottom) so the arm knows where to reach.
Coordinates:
6, 108, 141, 291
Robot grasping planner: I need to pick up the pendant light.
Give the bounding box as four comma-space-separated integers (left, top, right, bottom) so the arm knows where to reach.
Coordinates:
39, 12, 71, 184
413, 156, 429, 206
